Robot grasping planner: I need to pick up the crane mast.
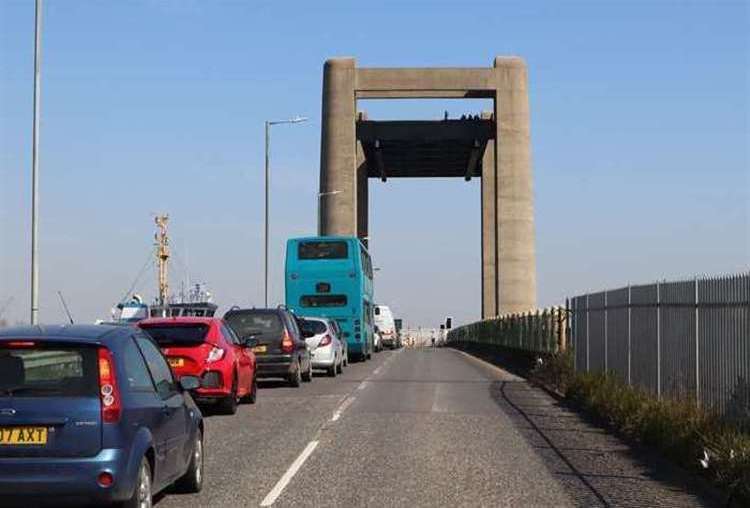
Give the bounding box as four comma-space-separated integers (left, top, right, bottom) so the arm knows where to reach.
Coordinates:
154, 214, 170, 308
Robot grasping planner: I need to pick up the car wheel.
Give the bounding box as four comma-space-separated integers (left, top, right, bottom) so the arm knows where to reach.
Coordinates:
336, 356, 343, 374
302, 357, 313, 382
343, 352, 348, 367
289, 361, 302, 387
218, 376, 238, 415
327, 361, 337, 377
175, 428, 204, 493
118, 457, 152, 508
243, 374, 257, 404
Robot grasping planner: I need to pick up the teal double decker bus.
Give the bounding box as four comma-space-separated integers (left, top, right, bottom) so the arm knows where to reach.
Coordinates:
285, 236, 374, 361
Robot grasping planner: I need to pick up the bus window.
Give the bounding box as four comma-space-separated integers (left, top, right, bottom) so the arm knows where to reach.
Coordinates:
299, 241, 348, 260
300, 295, 348, 307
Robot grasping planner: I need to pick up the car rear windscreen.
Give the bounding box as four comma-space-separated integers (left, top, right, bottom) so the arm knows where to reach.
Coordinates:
298, 241, 348, 260
140, 324, 209, 346
225, 312, 283, 338
0, 343, 98, 398
300, 295, 348, 307
301, 320, 327, 335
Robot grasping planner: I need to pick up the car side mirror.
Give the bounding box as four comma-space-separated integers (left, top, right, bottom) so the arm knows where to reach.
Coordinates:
243, 337, 258, 348
180, 375, 200, 391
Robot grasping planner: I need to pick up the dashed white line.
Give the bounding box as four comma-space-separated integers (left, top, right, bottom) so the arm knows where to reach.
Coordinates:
260, 440, 319, 507
259, 351, 402, 505
331, 395, 355, 422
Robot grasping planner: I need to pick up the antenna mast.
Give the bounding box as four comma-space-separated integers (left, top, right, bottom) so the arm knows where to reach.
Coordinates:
154, 214, 170, 307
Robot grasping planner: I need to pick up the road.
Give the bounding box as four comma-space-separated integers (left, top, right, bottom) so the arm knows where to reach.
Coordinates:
157, 348, 719, 507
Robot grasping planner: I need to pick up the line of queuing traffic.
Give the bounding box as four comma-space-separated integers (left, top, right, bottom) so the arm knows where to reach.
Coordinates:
0, 235, 401, 507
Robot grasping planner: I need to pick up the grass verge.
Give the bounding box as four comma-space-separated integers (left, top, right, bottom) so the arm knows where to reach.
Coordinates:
531, 351, 749, 506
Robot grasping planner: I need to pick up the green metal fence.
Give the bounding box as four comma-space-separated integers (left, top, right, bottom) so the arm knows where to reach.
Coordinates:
447, 306, 569, 353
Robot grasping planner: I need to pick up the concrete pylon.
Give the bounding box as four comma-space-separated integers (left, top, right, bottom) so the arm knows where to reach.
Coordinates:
493, 57, 536, 314
318, 57, 537, 316
319, 57, 356, 236
481, 111, 497, 319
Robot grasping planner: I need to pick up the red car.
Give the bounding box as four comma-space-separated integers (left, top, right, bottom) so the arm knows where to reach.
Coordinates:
138, 317, 257, 415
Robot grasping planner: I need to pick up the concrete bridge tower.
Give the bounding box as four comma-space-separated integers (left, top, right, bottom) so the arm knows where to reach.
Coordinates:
318, 57, 536, 317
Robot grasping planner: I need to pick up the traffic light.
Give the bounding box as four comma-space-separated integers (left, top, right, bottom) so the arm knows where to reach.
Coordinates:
445, 317, 452, 329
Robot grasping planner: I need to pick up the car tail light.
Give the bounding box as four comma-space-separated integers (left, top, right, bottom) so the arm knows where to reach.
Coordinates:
97, 472, 114, 488
98, 348, 122, 424
319, 334, 332, 347
281, 329, 294, 353
206, 346, 225, 363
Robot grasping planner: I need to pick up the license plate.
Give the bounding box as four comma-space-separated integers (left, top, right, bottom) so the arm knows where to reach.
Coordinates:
0, 427, 48, 445
253, 345, 267, 354
168, 358, 184, 368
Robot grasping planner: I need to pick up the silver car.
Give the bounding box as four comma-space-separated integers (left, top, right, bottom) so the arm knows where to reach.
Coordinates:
300, 317, 345, 377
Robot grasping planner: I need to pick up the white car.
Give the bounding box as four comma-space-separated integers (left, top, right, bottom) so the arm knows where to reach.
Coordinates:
374, 304, 398, 349
301, 317, 345, 377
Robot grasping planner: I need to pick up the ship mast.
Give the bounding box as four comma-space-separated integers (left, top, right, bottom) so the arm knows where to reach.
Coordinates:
154, 214, 170, 307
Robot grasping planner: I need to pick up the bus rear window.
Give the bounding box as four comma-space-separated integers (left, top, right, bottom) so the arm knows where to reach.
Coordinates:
300, 295, 348, 308
298, 241, 348, 260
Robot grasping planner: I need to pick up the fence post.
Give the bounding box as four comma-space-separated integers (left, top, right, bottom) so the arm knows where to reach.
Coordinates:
586, 294, 590, 372
604, 291, 608, 372
657, 280, 661, 400
536, 309, 541, 352
558, 304, 564, 352
695, 276, 700, 407
627, 284, 632, 386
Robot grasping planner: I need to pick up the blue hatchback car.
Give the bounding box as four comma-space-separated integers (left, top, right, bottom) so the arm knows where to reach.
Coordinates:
0, 325, 204, 507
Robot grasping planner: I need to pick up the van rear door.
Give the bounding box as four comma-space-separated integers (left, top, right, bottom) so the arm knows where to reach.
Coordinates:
0, 341, 101, 458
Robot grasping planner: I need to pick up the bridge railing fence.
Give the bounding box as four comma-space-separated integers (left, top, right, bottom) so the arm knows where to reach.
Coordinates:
569, 272, 750, 424
447, 306, 569, 354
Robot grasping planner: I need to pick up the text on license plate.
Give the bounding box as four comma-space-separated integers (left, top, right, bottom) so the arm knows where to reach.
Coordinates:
253, 345, 267, 354
168, 358, 184, 368
0, 427, 48, 445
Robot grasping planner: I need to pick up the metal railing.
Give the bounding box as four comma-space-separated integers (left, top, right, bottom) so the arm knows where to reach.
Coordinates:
447, 307, 569, 353
569, 272, 750, 422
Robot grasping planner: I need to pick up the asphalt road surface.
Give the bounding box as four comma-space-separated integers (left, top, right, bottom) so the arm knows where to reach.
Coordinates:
156, 348, 719, 507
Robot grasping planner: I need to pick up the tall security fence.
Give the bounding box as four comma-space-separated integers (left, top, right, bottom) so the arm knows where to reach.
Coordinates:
447, 307, 569, 353
569, 273, 750, 423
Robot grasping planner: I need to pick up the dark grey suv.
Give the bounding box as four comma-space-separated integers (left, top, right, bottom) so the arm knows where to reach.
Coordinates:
224, 307, 313, 387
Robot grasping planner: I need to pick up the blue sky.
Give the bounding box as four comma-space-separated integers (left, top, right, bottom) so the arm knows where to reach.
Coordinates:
1, 0, 748, 327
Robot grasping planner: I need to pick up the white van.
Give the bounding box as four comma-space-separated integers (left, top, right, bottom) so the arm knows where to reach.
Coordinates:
374, 305, 398, 349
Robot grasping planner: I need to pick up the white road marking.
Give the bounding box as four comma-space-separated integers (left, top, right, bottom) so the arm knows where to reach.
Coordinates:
372, 366, 382, 375
260, 350, 403, 504
431, 382, 450, 413
260, 440, 319, 506
331, 395, 355, 421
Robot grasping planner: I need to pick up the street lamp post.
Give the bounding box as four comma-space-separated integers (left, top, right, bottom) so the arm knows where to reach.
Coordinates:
30, 0, 43, 325
264, 116, 307, 307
